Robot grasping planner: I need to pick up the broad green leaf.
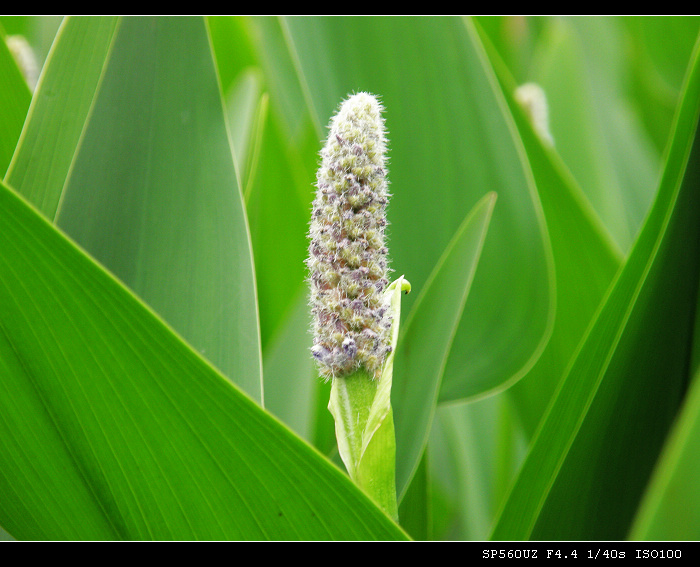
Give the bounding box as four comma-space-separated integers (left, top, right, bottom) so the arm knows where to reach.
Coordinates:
8, 16, 263, 402
393, 192, 497, 497
261, 288, 316, 441
215, 17, 320, 353
474, 22, 623, 436
0, 178, 408, 541
0, 31, 31, 175
491, 35, 700, 541
245, 16, 554, 402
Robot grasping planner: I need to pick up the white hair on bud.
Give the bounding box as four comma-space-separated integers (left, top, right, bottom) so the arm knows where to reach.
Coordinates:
306, 92, 392, 379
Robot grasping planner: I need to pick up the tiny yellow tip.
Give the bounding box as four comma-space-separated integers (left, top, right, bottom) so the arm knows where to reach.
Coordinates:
391, 275, 411, 295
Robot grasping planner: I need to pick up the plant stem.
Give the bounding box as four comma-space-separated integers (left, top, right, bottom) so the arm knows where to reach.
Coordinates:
328, 277, 410, 522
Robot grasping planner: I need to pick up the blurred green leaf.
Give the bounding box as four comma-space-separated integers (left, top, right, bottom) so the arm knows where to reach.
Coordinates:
393, 192, 496, 497
428, 394, 528, 541
397, 453, 430, 540
526, 17, 662, 252
0, 15, 61, 66
622, 16, 700, 155
225, 67, 268, 200
629, 246, 700, 540
260, 288, 315, 440
240, 104, 313, 353
491, 35, 700, 540
0, 31, 31, 176
211, 17, 318, 355
475, 21, 623, 436
629, 363, 700, 540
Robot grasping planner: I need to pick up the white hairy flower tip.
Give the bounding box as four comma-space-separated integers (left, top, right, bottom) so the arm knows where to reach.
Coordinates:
515, 82, 554, 146
306, 92, 392, 379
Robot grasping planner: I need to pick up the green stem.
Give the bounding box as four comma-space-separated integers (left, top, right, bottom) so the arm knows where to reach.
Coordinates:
328, 277, 410, 522
330, 370, 398, 520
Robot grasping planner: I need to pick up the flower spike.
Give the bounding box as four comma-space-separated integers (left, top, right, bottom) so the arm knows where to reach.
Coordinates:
307, 92, 392, 379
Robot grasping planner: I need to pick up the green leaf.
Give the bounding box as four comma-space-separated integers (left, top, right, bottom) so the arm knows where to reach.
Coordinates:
629, 261, 700, 540
439, 19, 555, 402
261, 288, 316, 441
0, 16, 62, 68
240, 102, 313, 352
209, 18, 318, 354
526, 17, 661, 252
621, 16, 700, 154
393, 192, 497, 497
225, 67, 268, 200
629, 364, 700, 540
0, 178, 408, 541
474, 21, 623, 436
7, 16, 263, 401
491, 34, 700, 541
397, 453, 430, 540
5, 16, 119, 218
428, 394, 528, 540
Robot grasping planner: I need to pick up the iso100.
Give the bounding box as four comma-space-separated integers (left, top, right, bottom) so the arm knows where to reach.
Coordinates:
636, 549, 682, 559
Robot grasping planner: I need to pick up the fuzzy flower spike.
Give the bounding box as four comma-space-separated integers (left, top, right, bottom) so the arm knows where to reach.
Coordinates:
307, 92, 392, 380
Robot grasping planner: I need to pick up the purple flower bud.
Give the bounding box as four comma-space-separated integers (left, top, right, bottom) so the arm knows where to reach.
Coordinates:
311, 344, 330, 363
342, 337, 357, 359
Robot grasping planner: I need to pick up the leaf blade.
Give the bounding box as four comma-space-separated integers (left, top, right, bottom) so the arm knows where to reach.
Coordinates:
9, 16, 263, 401
491, 35, 700, 540
393, 192, 497, 498
0, 178, 408, 540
